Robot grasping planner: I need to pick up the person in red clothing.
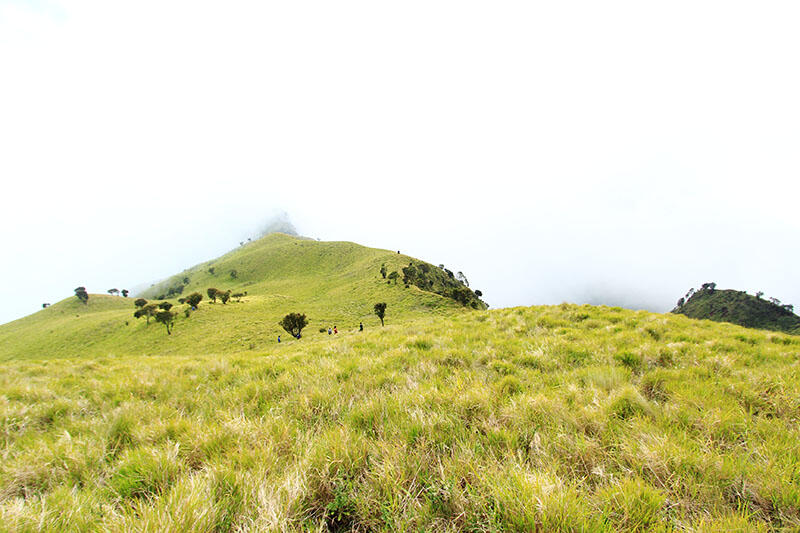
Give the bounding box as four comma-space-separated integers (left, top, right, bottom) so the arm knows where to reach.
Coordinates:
333, 326, 338, 334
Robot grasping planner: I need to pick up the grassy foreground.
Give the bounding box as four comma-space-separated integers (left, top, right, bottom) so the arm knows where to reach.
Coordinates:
2, 304, 800, 531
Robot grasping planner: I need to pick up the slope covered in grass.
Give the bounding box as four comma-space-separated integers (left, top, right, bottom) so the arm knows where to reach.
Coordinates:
673, 287, 800, 334
2, 304, 800, 531
0, 234, 475, 361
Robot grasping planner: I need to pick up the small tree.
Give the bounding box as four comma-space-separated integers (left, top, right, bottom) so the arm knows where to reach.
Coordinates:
676, 297, 685, 308
155, 310, 177, 335
74, 286, 89, 304
158, 302, 173, 311
121, 289, 129, 298
42, 303, 50, 308
756, 291, 764, 299
134, 298, 148, 309
456, 271, 469, 287
185, 292, 203, 308
134, 303, 158, 324
183, 277, 190, 285
388, 271, 399, 284
108, 288, 120, 296
230, 270, 238, 279
208, 267, 216, 276
374, 302, 387, 326
380, 264, 387, 279
279, 313, 308, 338
232, 292, 244, 302
219, 290, 231, 304
207, 288, 219, 303
475, 290, 483, 297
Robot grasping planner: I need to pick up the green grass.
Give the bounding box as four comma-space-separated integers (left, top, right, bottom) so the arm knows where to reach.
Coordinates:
0, 234, 467, 361
2, 303, 800, 531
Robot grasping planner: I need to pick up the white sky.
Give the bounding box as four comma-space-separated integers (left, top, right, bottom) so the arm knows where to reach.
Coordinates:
1, 0, 798, 324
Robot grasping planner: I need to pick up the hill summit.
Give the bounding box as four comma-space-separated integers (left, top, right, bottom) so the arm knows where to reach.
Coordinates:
672, 283, 800, 334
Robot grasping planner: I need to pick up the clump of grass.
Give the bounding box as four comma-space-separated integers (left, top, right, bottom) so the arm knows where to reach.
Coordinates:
496, 375, 523, 397
607, 387, 653, 420
598, 477, 665, 530
614, 351, 643, 372
109, 445, 181, 500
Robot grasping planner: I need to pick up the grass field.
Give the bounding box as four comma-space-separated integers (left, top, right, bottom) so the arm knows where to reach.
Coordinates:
2, 303, 800, 531
2, 234, 799, 531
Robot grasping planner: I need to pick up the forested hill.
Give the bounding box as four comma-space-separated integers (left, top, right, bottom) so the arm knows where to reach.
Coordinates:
672, 285, 800, 334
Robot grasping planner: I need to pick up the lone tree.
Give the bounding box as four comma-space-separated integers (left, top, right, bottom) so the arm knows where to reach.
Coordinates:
219, 290, 231, 304
74, 287, 89, 304
107, 288, 120, 296
374, 302, 387, 326
42, 303, 50, 308
121, 289, 129, 298
134, 298, 147, 309
207, 288, 219, 303
279, 313, 308, 338
155, 309, 177, 335
208, 267, 216, 276
475, 290, 483, 297
456, 271, 469, 287
380, 264, 387, 279
230, 269, 238, 279
185, 292, 203, 308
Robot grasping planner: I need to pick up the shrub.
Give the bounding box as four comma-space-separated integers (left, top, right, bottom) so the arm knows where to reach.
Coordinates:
608, 387, 653, 420
598, 478, 665, 530
614, 351, 643, 372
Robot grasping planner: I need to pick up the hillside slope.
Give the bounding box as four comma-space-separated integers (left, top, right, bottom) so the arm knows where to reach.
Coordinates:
0, 234, 482, 361
673, 287, 800, 334
2, 305, 799, 530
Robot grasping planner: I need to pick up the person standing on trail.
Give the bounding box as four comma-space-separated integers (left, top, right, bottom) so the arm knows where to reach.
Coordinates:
359, 322, 363, 331
328, 327, 332, 335
277, 335, 281, 343
334, 326, 338, 334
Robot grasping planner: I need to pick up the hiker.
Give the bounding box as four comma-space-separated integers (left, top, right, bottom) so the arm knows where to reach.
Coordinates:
277, 335, 281, 343
328, 327, 332, 335
334, 326, 338, 334
359, 322, 363, 331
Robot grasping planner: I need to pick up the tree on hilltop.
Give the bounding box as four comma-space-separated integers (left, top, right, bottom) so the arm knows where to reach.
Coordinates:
456, 272, 469, 287
134, 298, 147, 309
280, 313, 308, 338
121, 289, 129, 298
374, 302, 387, 326
74, 287, 89, 304
108, 288, 119, 296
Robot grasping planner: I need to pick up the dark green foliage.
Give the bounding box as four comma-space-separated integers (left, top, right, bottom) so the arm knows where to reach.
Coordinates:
208, 267, 216, 276
74, 287, 88, 304
108, 288, 119, 296
186, 292, 202, 308
475, 290, 482, 297
230, 270, 238, 279
121, 289, 129, 298
387, 271, 399, 284
134, 298, 147, 309
400, 261, 486, 309
42, 303, 50, 308
134, 304, 159, 325
219, 290, 231, 304
207, 288, 219, 303
374, 302, 387, 326
155, 310, 177, 335
232, 293, 244, 302
673, 286, 800, 334
279, 313, 308, 337
182, 277, 190, 285
158, 302, 173, 311
380, 264, 387, 279
178, 298, 186, 304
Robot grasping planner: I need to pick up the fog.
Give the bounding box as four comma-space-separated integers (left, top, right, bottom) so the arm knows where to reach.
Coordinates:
1, 1, 798, 325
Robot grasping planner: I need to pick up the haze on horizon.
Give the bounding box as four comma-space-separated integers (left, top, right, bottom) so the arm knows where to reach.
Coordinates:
1, 1, 798, 326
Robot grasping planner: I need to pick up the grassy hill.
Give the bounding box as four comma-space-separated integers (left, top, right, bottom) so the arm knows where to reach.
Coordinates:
673, 287, 800, 334
0, 234, 479, 361
2, 236, 800, 530
2, 304, 800, 530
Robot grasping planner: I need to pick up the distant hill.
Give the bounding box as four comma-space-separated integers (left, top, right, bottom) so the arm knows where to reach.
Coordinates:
672, 285, 800, 334
0, 233, 484, 360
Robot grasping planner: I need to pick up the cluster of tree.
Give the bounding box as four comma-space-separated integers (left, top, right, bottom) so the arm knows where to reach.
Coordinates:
677, 284, 794, 314
107, 288, 130, 297
207, 288, 231, 304
74, 287, 89, 304
388, 261, 486, 309
133, 294, 203, 335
